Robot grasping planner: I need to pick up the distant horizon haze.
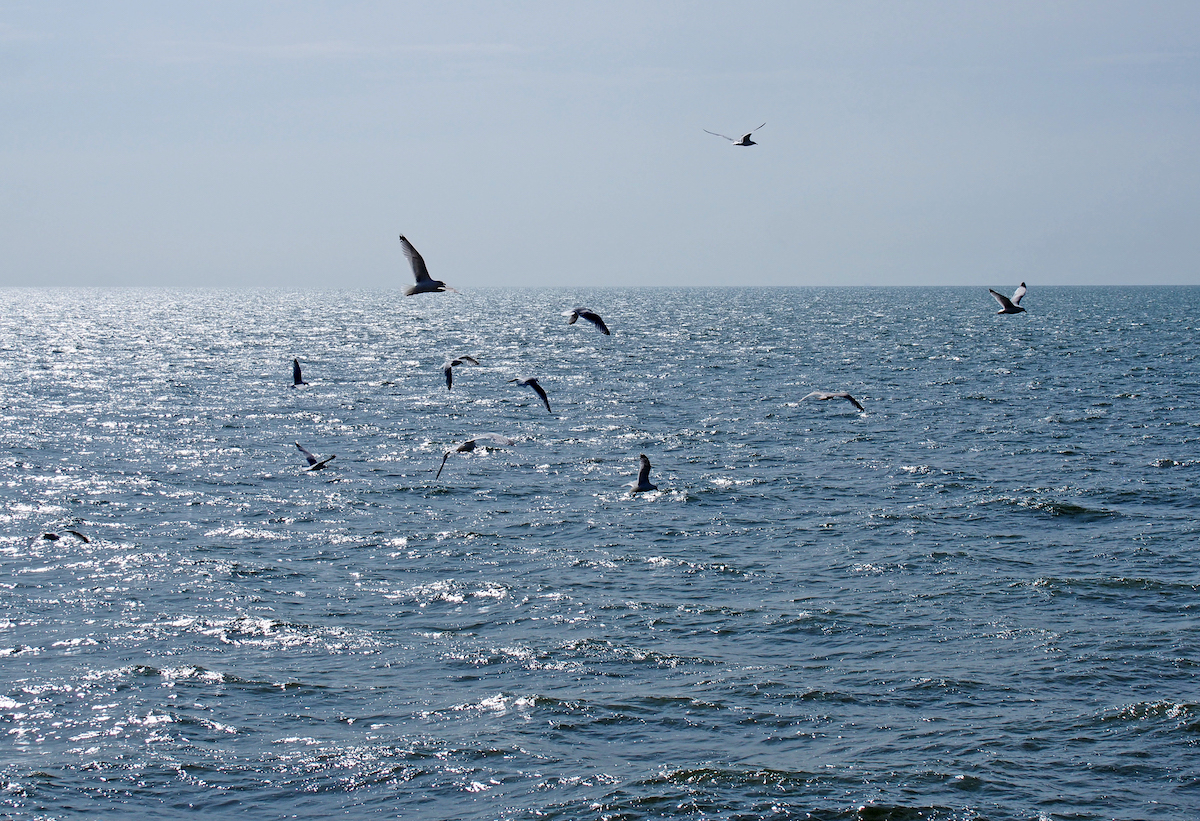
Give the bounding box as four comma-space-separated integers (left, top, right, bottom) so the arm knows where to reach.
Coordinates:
3, 2, 1199, 288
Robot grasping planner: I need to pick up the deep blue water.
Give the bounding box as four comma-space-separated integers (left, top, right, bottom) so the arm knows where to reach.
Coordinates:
2, 286, 1199, 820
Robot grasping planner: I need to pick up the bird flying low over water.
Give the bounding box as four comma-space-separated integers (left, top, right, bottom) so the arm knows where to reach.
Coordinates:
508, 377, 552, 413
399, 235, 458, 296
441, 355, 479, 390
292, 358, 307, 387
629, 454, 658, 494
563, 307, 610, 335
802, 391, 865, 412
435, 433, 516, 480
295, 442, 336, 471
41, 530, 90, 543
989, 283, 1027, 314
704, 122, 766, 146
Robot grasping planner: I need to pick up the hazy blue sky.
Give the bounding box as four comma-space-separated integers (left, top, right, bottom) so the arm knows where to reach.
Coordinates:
3, 2, 1199, 288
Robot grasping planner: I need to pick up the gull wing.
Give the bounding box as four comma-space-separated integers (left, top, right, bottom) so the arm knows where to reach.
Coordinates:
398, 235, 432, 283
835, 392, 865, 411
295, 442, 320, 466
468, 433, 516, 448
529, 379, 552, 413
579, 310, 610, 335
1012, 282, 1027, 305
704, 129, 735, 141
637, 454, 652, 485
435, 451, 452, 480
989, 289, 1018, 311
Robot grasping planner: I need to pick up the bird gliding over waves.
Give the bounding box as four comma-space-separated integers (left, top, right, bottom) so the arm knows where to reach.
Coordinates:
41, 530, 90, 543
989, 283, 1027, 314
508, 377, 552, 413
629, 454, 658, 494
398, 235, 459, 296
441, 355, 479, 390
435, 433, 516, 480
292, 358, 307, 387
704, 122, 766, 146
295, 442, 336, 471
802, 391, 865, 412
563, 307, 610, 335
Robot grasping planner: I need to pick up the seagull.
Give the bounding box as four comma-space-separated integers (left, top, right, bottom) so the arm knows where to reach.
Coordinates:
398, 235, 458, 296
292, 358, 307, 387
563, 307, 610, 335
441, 355, 479, 390
801, 391, 865, 412
41, 530, 90, 543
295, 442, 336, 471
629, 454, 658, 493
704, 122, 766, 146
435, 433, 516, 480
989, 283, 1027, 314
508, 377, 552, 413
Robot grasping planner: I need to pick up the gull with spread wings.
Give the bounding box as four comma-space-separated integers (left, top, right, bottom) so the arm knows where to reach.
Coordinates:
704, 122, 766, 146
801, 391, 865, 412
398, 235, 458, 296
435, 433, 516, 480
295, 442, 336, 471
441, 355, 479, 390
989, 283, 1027, 314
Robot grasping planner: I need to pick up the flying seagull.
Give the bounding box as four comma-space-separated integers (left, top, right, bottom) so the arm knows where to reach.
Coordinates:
295, 442, 336, 471
989, 283, 1027, 314
398, 235, 458, 296
441, 355, 479, 390
292, 358, 307, 387
508, 377, 552, 413
704, 122, 766, 146
563, 307, 610, 335
801, 391, 865, 412
435, 433, 516, 480
629, 454, 658, 494
41, 530, 90, 543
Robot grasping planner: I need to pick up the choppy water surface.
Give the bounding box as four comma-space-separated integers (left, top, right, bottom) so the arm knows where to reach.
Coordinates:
2, 286, 1199, 820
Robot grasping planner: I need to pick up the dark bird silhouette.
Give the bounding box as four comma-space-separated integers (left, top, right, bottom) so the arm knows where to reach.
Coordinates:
989, 283, 1027, 314
802, 391, 865, 412
507, 377, 552, 413
563, 307, 610, 335
435, 433, 516, 480
399, 235, 458, 296
41, 530, 90, 543
295, 442, 336, 471
292, 358, 307, 387
441, 355, 479, 390
629, 454, 658, 493
704, 122, 766, 146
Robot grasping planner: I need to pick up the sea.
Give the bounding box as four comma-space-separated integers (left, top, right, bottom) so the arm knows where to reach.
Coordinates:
1, 286, 1198, 820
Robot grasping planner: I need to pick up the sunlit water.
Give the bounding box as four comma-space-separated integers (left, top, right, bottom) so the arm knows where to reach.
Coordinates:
2, 286, 1198, 820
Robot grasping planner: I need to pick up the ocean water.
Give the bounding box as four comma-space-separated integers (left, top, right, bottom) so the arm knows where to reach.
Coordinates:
1, 286, 1198, 820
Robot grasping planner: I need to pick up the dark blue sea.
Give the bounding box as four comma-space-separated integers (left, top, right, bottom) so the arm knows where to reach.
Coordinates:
2, 286, 1199, 820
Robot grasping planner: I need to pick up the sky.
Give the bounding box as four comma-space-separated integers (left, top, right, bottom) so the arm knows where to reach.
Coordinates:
3, 1, 1199, 288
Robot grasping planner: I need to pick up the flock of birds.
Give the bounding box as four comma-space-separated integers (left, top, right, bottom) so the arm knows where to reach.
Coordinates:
289, 233, 650, 489
289, 214, 1031, 494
